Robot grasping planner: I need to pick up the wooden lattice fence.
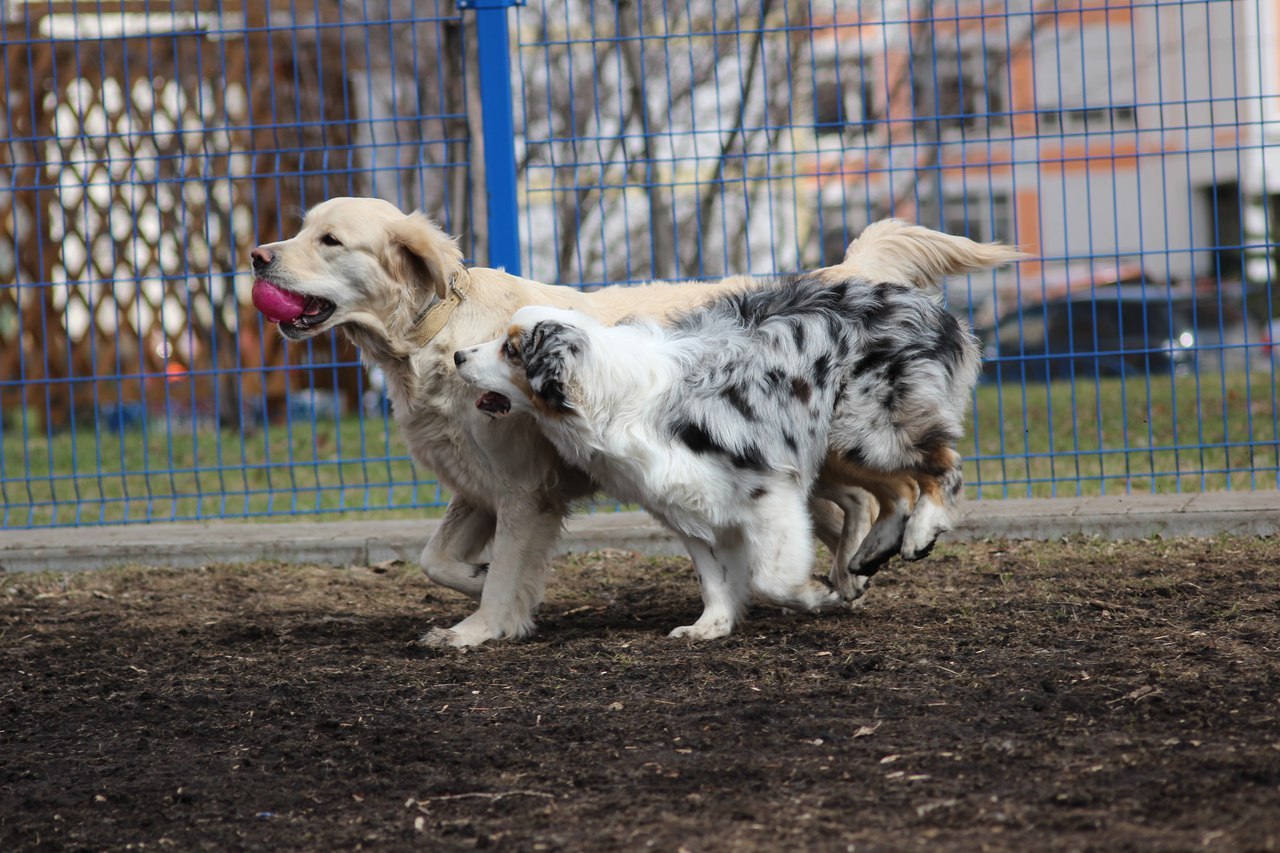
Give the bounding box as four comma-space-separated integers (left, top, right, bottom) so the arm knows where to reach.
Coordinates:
0, 0, 470, 430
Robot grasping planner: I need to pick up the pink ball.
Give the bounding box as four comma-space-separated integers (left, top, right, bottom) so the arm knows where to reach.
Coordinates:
252, 280, 306, 323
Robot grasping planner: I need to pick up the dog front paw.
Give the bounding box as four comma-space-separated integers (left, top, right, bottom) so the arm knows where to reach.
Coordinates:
833, 571, 872, 604
848, 514, 906, 579
848, 574, 872, 605
900, 538, 938, 562
900, 500, 951, 561
418, 627, 467, 649
669, 619, 733, 640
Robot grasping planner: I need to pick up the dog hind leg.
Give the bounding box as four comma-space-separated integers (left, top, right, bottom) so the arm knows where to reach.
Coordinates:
746, 486, 841, 613
419, 497, 497, 601
809, 496, 844, 555
815, 486, 875, 602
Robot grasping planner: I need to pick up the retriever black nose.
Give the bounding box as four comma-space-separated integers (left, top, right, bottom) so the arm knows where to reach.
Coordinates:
251, 247, 274, 269
453, 351, 466, 367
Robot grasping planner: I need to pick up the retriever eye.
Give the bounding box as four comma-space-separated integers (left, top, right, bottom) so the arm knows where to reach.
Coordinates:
320, 233, 342, 247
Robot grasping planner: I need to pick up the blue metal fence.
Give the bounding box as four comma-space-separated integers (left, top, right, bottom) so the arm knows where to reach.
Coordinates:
1, 0, 1276, 528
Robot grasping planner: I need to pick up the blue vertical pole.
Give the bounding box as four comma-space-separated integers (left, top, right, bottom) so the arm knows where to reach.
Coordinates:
462, 0, 524, 276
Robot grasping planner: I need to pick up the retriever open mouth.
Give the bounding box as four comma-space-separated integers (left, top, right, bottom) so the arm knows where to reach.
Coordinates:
476, 392, 511, 416
252, 278, 336, 335
279, 296, 337, 334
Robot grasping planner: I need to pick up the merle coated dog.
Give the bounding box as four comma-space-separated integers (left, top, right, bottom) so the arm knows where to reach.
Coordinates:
455, 274, 981, 638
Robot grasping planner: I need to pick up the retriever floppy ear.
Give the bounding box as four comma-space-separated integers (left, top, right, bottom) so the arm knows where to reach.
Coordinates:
385, 211, 465, 299
522, 320, 584, 414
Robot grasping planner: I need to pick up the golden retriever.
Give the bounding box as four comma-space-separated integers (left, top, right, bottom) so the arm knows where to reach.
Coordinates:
249, 197, 1019, 646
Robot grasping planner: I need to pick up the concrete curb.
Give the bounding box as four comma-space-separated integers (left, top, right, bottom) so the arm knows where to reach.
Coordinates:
0, 491, 1276, 574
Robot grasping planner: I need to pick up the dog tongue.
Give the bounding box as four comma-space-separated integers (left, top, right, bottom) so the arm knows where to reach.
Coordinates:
252, 279, 306, 323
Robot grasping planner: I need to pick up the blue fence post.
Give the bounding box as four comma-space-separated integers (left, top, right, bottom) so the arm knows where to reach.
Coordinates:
458, 0, 525, 276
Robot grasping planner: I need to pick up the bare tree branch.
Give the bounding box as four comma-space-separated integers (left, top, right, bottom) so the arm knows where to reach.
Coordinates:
873, 0, 1052, 222
617, 0, 677, 279
553, 35, 624, 281
691, 0, 776, 277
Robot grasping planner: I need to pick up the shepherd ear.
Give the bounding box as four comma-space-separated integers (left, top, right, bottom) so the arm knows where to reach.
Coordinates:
523, 321, 583, 413
385, 211, 464, 299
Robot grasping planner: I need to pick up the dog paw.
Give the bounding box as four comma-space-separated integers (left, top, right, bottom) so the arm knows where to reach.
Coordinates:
900, 537, 938, 562
848, 541, 896, 579
900, 521, 944, 560
753, 578, 842, 613
836, 572, 873, 604
901, 501, 950, 561
417, 627, 465, 649
849, 516, 906, 576
802, 582, 844, 612
829, 565, 864, 604
669, 621, 732, 640
417, 622, 499, 649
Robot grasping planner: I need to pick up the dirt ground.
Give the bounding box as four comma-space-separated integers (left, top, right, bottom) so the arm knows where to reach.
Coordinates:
2, 536, 1278, 852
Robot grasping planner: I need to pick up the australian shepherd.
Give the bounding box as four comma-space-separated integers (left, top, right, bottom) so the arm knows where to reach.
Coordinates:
454, 274, 981, 638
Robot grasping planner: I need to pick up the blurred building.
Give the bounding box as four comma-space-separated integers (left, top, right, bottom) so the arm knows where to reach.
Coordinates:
514, 0, 1275, 319
802, 0, 1276, 311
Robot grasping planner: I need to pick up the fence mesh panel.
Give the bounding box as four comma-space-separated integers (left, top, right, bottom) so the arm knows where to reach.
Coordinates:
512, 0, 1280, 499
1, 0, 1276, 527
1, 0, 470, 526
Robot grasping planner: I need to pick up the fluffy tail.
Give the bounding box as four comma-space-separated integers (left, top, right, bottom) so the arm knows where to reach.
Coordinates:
835, 218, 1027, 291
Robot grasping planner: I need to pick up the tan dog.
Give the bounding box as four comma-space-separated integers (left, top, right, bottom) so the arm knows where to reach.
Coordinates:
250, 198, 1018, 646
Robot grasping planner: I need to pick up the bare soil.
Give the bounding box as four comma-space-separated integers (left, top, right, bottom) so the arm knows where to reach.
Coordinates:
2, 536, 1279, 851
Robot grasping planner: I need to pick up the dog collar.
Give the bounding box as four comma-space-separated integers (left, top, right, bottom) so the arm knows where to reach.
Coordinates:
409, 268, 472, 348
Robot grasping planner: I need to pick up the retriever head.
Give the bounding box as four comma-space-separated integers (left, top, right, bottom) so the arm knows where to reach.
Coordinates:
249, 197, 464, 356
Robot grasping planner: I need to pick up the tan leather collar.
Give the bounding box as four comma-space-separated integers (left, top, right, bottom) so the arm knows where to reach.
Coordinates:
408, 268, 472, 348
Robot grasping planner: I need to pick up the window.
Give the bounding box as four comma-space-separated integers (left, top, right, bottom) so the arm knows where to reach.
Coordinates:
1036, 25, 1138, 132
943, 193, 1012, 244
813, 57, 876, 136
917, 51, 1006, 132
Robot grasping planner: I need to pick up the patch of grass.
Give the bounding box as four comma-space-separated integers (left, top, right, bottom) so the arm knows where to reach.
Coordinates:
0, 409, 444, 527
967, 369, 1280, 498
3, 369, 1278, 526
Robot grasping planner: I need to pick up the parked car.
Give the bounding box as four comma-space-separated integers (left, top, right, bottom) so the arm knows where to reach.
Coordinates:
980, 286, 1199, 383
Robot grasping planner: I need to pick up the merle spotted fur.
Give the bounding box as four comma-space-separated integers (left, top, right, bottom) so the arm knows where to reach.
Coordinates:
662, 273, 980, 485
456, 270, 981, 639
